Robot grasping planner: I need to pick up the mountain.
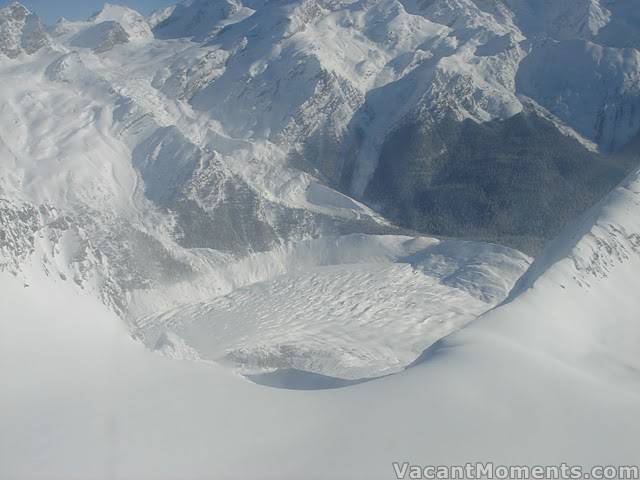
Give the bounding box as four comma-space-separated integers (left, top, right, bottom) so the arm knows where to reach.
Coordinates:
152, 0, 247, 41
136, 235, 530, 379
366, 112, 631, 253
2, 1, 640, 476
0, 0, 638, 373
0, 0, 638, 349
88, 3, 153, 42
494, 164, 640, 373
2, 161, 639, 480
146, 0, 640, 253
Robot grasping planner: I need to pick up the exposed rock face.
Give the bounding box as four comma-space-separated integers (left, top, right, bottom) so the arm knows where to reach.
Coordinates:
89, 3, 154, 42
153, 0, 241, 41
70, 20, 130, 53
0, 3, 49, 58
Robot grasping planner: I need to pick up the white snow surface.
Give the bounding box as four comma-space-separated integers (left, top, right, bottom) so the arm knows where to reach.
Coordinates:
3, 169, 640, 478
491, 166, 640, 376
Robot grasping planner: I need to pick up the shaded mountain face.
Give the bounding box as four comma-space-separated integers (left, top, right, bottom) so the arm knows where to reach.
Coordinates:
152, 0, 243, 41
365, 112, 635, 254
70, 20, 130, 53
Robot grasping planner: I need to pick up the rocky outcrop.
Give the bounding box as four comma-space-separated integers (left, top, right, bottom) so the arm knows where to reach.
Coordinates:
0, 3, 49, 58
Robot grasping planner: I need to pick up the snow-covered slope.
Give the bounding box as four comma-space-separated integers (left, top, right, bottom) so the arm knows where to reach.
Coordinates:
0, 0, 549, 320
0, 31, 531, 382
153, 0, 249, 42
51, 3, 153, 52
517, 39, 640, 152
89, 3, 153, 42
0, 4, 396, 319
0, 0, 637, 371
2, 167, 640, 478
134, 166, 640, 384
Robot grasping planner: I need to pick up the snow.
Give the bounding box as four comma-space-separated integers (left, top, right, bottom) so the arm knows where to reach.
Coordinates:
2, 188, 640, 477
0, 2, 49, 58
2, 2, 640, 476
152, 0, 247, 42
517, 39, 640, 151
89, 3, 153, 42
487, 167, 640, 376
135, 235, 530, 380
4, 0, 634, 262
70, 20, 130, 53
0, 54, 138, 213
4, 165, 640, 477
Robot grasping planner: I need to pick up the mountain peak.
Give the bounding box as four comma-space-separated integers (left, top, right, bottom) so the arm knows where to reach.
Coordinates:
90, 2, 142, 20
88, 2, 152, 42
152, 0, 241, 41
